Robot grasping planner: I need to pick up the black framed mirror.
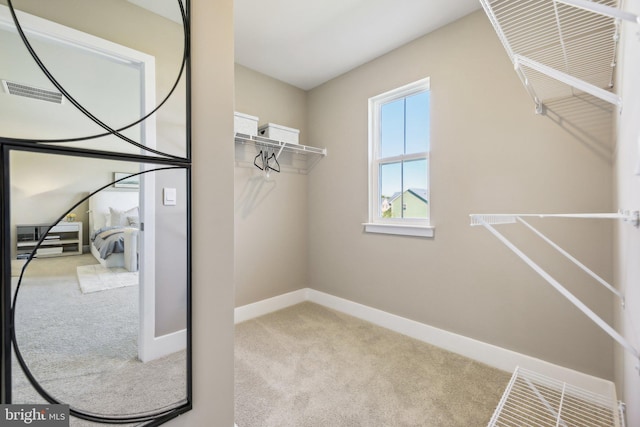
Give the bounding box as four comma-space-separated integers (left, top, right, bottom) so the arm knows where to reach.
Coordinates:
1, 1, 191, 425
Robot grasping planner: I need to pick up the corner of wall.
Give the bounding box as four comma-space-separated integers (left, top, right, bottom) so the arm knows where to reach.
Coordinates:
613, 1, 640, 424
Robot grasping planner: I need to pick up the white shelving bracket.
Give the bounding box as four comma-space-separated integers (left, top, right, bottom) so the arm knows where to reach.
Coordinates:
470, 212, 640, 368
620, 209, 640, 227
514, 55, 622, 108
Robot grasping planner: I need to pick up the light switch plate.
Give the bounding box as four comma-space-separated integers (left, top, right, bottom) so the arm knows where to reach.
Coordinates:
163, 188, 177, 206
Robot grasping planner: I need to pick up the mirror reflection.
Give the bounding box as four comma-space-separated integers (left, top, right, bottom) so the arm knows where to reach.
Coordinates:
1, 1, 191, 422
0, 0, 187, 158
9, 151, 189, 422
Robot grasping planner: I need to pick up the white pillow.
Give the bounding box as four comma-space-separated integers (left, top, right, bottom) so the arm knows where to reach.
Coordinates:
109, 206, 139, 227
104, 213, 111, 227
127, 216, 140, 228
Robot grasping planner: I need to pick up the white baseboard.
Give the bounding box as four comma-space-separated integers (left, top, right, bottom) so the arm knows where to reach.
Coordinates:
234, 288, 616, 397
235, 288, 308, 324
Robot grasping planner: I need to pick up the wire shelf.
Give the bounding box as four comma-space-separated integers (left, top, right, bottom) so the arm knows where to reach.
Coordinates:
234, 133, 327, 174
480, 0, 625, 111
234, 133, 327, 156
488, 367, 623, 427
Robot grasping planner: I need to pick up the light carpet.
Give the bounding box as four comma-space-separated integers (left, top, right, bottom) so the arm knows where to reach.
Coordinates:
11, 255, 187, 426
76, 264, 138, 293
235, 302, 511, 427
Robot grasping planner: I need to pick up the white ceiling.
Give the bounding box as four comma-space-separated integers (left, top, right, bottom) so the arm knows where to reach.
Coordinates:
128, 0, 482, 90
234, 0, 482, 90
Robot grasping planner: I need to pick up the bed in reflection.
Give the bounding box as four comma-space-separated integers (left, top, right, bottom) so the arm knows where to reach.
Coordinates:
89, 190, 139, 272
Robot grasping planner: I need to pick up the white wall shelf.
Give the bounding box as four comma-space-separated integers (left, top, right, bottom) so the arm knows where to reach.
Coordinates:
234, 132, 327, 174
16, 222, 83, 258
480, 0, 636, 114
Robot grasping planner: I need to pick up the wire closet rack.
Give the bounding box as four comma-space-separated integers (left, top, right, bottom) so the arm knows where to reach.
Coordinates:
234, 132, 327, 174
479, 0, 638, 114
488, 367, 624, 427
470, 212, 639, 427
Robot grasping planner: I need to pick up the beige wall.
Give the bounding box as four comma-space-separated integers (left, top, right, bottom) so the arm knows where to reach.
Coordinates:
307, 10, 615, 379
234, 64, 309, 306
614, 0, 640, 424
235, 64, 308, 145
167, 0, 234, 425
155, 168, 188, 336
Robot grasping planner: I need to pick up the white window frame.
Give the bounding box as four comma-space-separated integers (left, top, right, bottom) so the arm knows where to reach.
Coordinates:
364, 77, 434, 238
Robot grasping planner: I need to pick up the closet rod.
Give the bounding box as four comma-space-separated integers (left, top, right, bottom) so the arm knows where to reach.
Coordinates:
470, 211, 639, 224
470, 213, 640, 365
555, 0, 640, 23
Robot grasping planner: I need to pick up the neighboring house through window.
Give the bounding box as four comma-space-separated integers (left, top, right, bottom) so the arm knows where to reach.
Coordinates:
365, 77, 433, 237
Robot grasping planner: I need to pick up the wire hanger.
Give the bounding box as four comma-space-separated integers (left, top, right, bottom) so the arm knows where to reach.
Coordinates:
267, 152, 280, 173
253, 148, 280, 177
253, 150, 265, 171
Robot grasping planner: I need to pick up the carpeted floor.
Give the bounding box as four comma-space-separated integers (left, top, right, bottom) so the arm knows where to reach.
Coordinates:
235, 302, 510, 427
11, 255, 187, 426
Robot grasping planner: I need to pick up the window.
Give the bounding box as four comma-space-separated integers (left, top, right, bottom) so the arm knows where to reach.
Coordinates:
365, 78, 433, 237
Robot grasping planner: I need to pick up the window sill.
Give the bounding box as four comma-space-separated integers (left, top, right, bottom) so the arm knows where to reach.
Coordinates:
363, 223, 435, 238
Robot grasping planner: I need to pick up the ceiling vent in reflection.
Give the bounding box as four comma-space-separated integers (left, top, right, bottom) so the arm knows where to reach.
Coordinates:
1, 79, 64, 104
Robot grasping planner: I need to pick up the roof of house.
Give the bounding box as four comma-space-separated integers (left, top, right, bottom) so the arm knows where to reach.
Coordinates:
408, 188, 428, 203
387, 188, 428, 203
